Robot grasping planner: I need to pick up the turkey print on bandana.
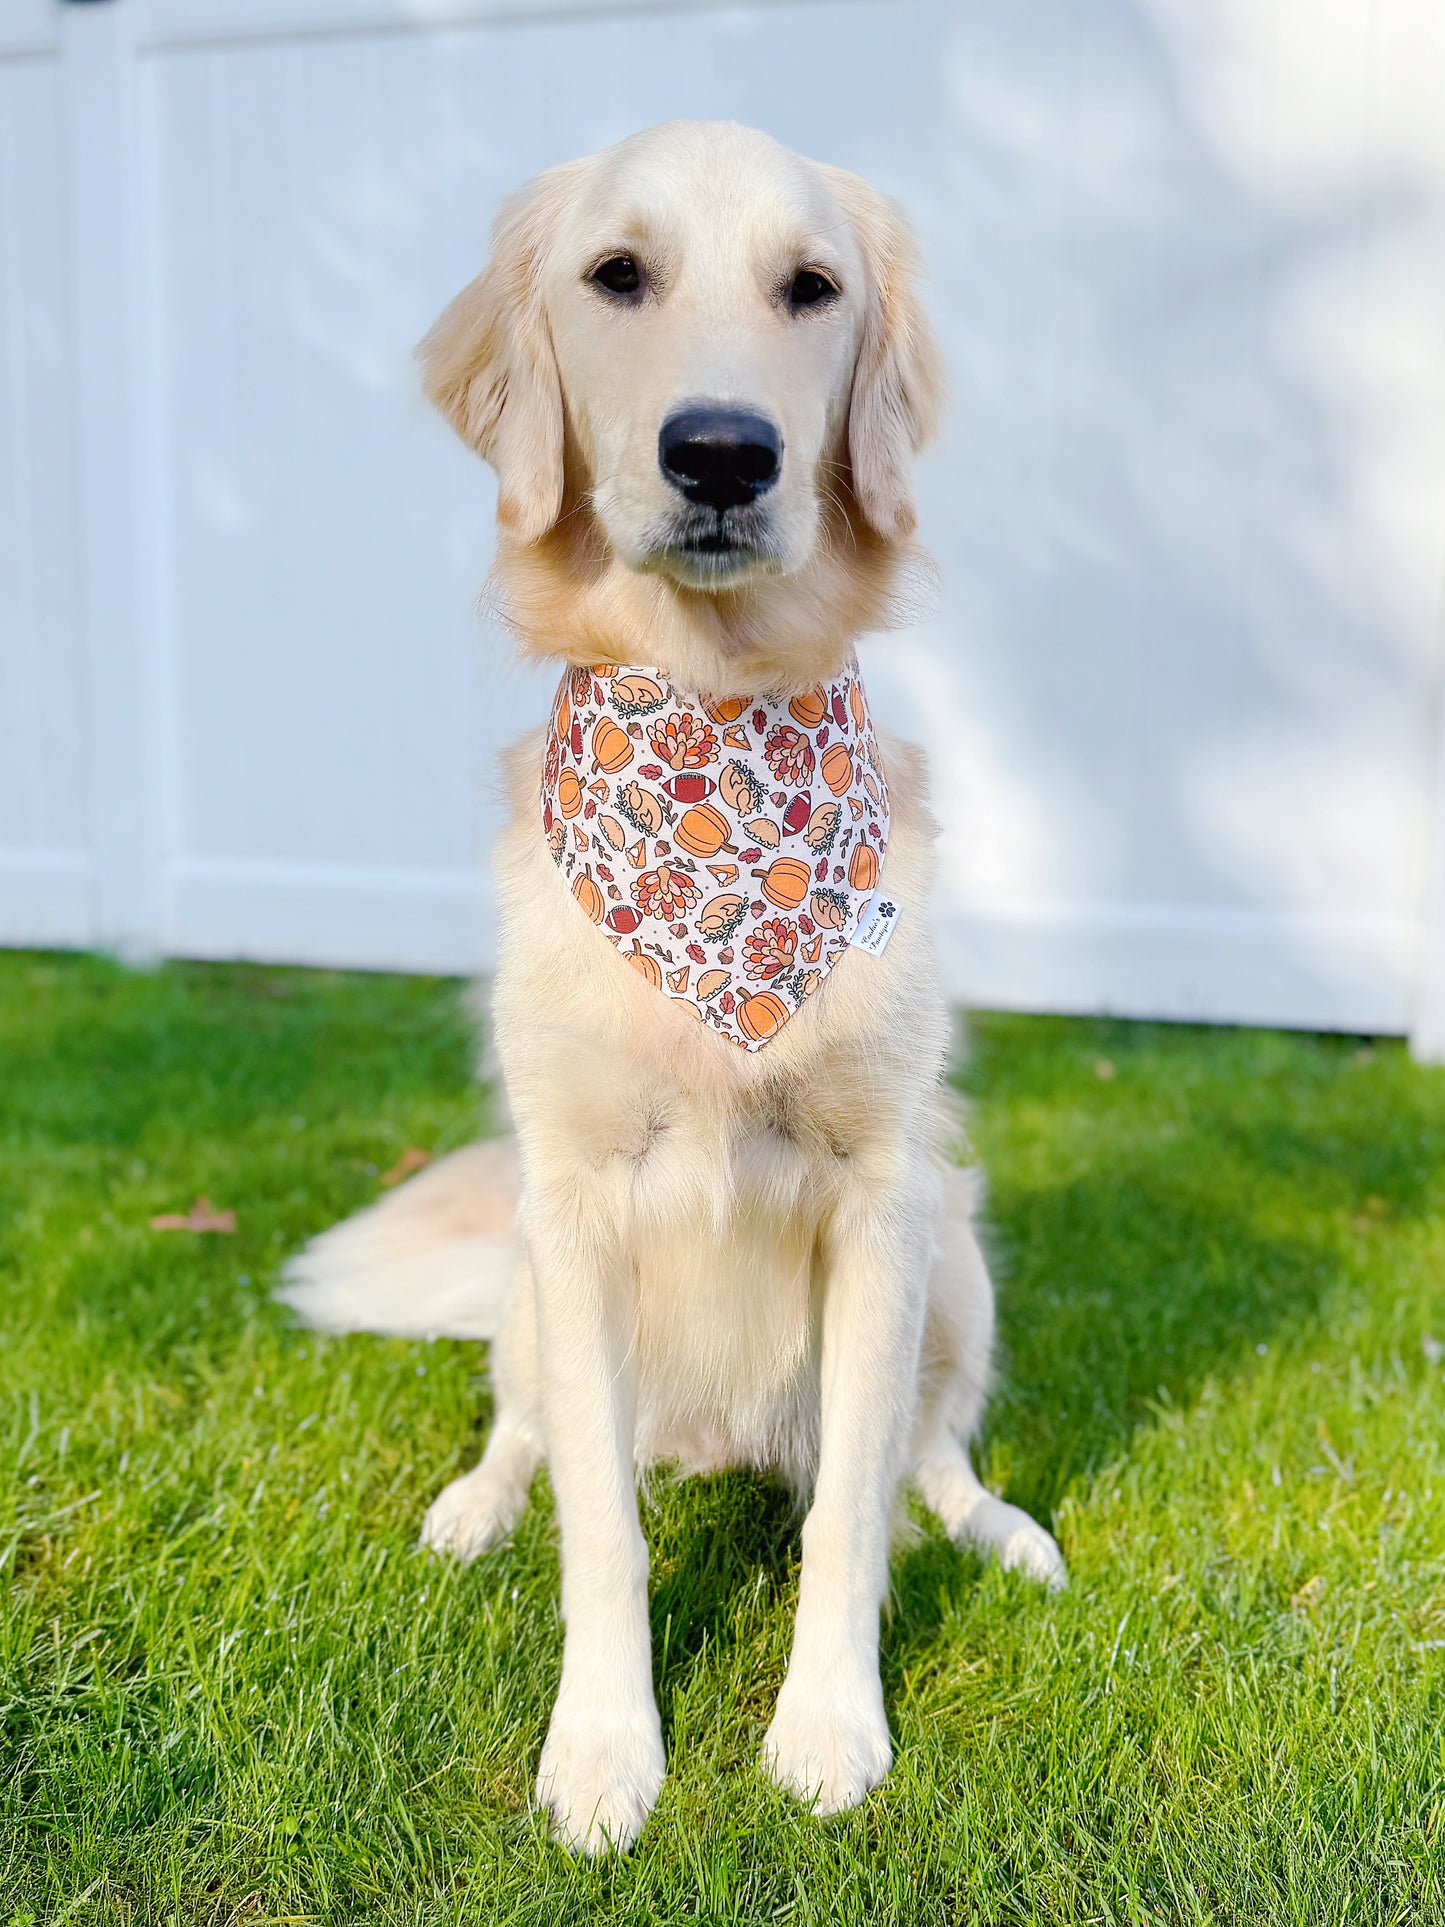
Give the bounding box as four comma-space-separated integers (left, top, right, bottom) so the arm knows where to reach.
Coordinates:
540, 660, 891, 1050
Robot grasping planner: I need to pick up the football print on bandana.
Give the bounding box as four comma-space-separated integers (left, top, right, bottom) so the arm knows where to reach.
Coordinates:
540, 661, 892, 1050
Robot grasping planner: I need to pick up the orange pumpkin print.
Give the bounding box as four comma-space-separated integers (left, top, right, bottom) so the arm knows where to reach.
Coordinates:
821, 742, 853, 796
848, 842, 880, 893
572, 871, 605, 923
557, 769, 583, 819
788, 686, 828, 728
627, 946, 662, 988
737, 991, 790, 1042
849, 680, 865, 731
676, 802, 734, 858
703, 694, 747, 724
753, 856, 811, 910
591, 715, 634, 774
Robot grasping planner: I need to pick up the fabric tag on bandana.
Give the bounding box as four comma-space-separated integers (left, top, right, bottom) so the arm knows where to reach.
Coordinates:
849, 891, 902, 957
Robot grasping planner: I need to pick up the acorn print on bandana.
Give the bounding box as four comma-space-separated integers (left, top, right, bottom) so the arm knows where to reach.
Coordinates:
540, 660, 891, 1050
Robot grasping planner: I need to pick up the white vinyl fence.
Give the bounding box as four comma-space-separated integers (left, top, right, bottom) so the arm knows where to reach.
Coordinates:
5, 0, 1445, 1050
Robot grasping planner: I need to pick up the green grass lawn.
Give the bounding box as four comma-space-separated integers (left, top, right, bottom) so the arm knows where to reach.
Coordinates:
2, 952, 1443, 1925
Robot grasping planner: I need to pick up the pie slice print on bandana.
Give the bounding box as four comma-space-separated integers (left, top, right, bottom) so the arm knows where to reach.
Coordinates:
540, 660, 891, 1050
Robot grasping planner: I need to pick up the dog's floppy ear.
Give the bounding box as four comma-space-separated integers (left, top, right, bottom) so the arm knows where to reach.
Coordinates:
418, 165, 577, 545
822, 167, 945, 541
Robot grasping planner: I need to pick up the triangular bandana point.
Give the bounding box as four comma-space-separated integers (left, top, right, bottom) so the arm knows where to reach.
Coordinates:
541, 660, 891, 1050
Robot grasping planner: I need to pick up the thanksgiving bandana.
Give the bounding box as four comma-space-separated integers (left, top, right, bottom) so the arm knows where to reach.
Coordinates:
540, 659, 891, 1049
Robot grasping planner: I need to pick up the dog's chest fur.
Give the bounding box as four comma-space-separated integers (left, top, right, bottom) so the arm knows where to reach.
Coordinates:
493, 723, 950, 1476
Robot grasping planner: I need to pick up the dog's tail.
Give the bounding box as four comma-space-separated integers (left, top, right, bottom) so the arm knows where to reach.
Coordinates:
276, 1139, 518, 1340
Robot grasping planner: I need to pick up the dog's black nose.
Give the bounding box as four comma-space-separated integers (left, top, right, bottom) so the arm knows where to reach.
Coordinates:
658, 407, 781, 512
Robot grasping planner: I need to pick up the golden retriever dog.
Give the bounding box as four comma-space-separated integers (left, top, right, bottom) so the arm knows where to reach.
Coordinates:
282, 120, 1064, 1856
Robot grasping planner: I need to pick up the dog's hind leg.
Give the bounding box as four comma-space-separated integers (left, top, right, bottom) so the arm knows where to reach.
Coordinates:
910, 1167, 1067, 1590
420, 1252, 544, 1564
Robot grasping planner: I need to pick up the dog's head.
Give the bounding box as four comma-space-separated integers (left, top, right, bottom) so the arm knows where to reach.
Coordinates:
420, 121, 942, 597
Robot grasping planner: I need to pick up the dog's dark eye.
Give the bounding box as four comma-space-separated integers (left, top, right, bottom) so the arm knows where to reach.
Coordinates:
788, 269, 838, 311
592, 254, 642, 297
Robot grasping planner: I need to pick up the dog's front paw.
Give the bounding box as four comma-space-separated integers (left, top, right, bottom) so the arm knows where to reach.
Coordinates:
536, 1695, 665, 1856
762, 1674, 892, 1816
419, 1463, 524, 1565
959, 1495, 1068, 1592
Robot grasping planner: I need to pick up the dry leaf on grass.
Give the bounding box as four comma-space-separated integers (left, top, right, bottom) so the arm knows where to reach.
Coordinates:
380, 1147, 431, 1187
1290, 1573, 1326, 1615
150, 1196, 237, 1234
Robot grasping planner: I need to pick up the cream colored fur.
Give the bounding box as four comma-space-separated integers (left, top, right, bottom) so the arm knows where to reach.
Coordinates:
281, 120, 1063, 1857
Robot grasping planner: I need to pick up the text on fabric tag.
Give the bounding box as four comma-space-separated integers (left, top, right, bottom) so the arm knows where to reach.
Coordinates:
849, 893, 902, 957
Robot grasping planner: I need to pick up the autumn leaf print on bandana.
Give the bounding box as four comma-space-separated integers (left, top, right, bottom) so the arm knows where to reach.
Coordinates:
540, 660, 891, 1050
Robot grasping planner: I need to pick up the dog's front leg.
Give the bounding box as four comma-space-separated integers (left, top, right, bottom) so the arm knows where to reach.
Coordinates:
526, 1185, 663, 1856
764, 1161, 933, 1814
